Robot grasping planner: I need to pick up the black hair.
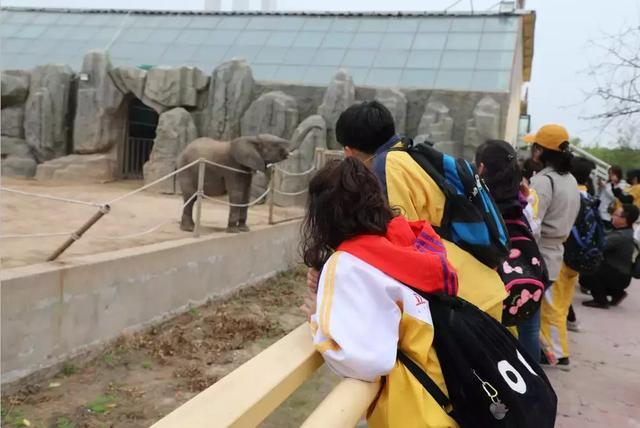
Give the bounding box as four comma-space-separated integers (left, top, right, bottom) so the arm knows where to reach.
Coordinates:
536, 142, 573, 175
301, 157, 395, 270
335, 100, 396, 154
609, 165, 623, 181
522, 158, 543, 181
621, 203, 640, 226
475, 140, 522, 202
626, 169, 640, 184
570, 156, 596, 186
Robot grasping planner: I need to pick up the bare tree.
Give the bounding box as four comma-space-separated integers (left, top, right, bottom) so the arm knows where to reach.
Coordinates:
586, 25, 640, 126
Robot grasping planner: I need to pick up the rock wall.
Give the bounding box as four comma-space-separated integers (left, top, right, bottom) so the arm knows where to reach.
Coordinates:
73, 50, 126, 155
24, 64, 74, 162
240, 91, 299, 139
375, 88, 407, 135
1, 70, 36, 177
317, 70, 355, 150
463, 96, 502, 160
143, 108, 198, 194
1, 137, 37, 178
241, 91, 299, 201
3, 52, 514, 189
274, 114, 326, 206
143, 67, 209, 113
204, 60, 254, 141
1, 70, 30, 106
415, 101, 458, 156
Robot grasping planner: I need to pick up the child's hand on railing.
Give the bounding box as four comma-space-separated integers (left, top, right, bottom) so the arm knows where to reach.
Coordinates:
301, 268, 320, 320
307, 268, 319, 293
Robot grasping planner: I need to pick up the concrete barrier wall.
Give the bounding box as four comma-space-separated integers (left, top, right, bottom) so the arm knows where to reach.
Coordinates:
1, 221, 302, 384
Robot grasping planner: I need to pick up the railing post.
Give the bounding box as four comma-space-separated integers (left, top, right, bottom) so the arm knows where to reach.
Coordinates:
193, 159, 205, 238
314, 147, 325, 170
47, 205, 111, 262
268, 167, 277, 226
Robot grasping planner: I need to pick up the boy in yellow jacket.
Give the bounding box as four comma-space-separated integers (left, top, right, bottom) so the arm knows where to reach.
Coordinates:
334, 101, 507, 319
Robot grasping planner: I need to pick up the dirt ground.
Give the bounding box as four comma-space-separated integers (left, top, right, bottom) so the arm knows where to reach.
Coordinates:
0, 177, 303, 269
547, 279, 640, 428
0, 267, 340, 428
1, 267, 638, 427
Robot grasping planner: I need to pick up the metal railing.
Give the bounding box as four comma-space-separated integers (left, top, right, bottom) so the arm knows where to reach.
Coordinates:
569, 145, 610, 182
121, 136, 154, 179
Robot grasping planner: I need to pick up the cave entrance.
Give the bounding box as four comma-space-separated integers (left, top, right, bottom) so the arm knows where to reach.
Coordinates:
121, 98, 158, 179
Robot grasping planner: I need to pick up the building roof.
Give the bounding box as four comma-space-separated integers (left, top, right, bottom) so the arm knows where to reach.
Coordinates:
0, 7, 535, 92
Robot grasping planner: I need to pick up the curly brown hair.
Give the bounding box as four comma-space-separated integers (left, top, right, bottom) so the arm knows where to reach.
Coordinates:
301, 157, 395, 270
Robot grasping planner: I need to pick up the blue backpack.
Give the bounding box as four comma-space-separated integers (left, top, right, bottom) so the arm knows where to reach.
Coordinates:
563, 193, 606, 274
545, 175, 606, 274
396, 140, 510, 269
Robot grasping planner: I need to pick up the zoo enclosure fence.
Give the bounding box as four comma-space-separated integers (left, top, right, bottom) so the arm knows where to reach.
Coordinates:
0, 148, 343, 263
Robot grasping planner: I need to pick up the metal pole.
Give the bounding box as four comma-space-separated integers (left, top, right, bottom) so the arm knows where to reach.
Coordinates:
194, 159, 206, 238
47, 205, 111, 262
268, 167, 277, 225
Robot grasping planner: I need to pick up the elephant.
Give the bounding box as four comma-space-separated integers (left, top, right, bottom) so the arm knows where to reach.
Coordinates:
177, 134, 291, 233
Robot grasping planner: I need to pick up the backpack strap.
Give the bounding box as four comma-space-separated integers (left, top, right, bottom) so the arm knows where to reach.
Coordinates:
397, 349, 451, 410
544, 174, 555, 194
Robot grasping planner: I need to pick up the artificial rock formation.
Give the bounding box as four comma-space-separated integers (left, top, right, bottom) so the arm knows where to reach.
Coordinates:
204, 60, 254, 141
35, 154, 117, 182
317, 70, 355, 150
241, 91, 299, 139
274, 114, 327, 206
143, 67, 209, 113
241, 91, 300, 201
1, 137, 37, 177
73, 50, 126, 154
24, 64, 74, 162
1, 70, 30, 107
417, 101, 454, 143
1, 106, 25, 138
463, 96, 501, 160
375, 88, 407, 135
110, 66, 147, 100
1, 70, 33, 176
415, 101, 458, 156
143, 107, 198, 194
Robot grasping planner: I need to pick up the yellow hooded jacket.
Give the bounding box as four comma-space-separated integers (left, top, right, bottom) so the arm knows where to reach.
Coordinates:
372, 141, 508, 319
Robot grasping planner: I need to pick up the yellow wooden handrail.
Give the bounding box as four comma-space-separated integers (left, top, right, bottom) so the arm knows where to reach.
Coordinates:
151, 323, 380, 427
302, 378, 380, 428
152, 324, 323, 427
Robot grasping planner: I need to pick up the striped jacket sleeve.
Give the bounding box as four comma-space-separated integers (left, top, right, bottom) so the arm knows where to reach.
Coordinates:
310, 252, 401, 382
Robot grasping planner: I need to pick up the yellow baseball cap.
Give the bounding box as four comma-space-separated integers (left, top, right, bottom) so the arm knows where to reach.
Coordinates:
523, 124, 570, 151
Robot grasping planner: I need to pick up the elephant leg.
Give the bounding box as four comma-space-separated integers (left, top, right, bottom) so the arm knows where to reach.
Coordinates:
180, 190, 196, 232
226, 173, 245, 233
238, 174, 252, 232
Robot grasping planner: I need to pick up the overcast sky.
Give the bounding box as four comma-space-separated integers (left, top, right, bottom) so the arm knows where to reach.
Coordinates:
4, 0, 640, 146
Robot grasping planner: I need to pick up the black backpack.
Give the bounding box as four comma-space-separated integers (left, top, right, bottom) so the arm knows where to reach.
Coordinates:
498, 217, 549, 326
564, 191, 605, 273
393, 140, 509, 268
632, 243, 640, 279
398, 292, 557, 428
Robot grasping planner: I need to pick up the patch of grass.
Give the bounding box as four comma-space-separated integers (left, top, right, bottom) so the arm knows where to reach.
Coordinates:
141, 361, 153, 370
103, 352, 115, 367
56, 416, 75, 428
60, 362, 77, 376
1, 408, 30, 427
188, 308, 200, 317
85, 395, 117, 414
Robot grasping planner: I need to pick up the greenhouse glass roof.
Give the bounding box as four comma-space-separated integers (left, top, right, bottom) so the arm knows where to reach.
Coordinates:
0, 8, 533, 92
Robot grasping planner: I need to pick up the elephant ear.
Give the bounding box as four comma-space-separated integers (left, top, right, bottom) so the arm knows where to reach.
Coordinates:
230, 137, 265, 172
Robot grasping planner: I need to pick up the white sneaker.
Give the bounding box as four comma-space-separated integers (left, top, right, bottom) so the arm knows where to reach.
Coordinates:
567, 320, 581, 332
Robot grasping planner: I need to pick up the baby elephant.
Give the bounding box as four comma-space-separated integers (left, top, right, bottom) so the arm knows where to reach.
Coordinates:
178, 134, 290, 233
